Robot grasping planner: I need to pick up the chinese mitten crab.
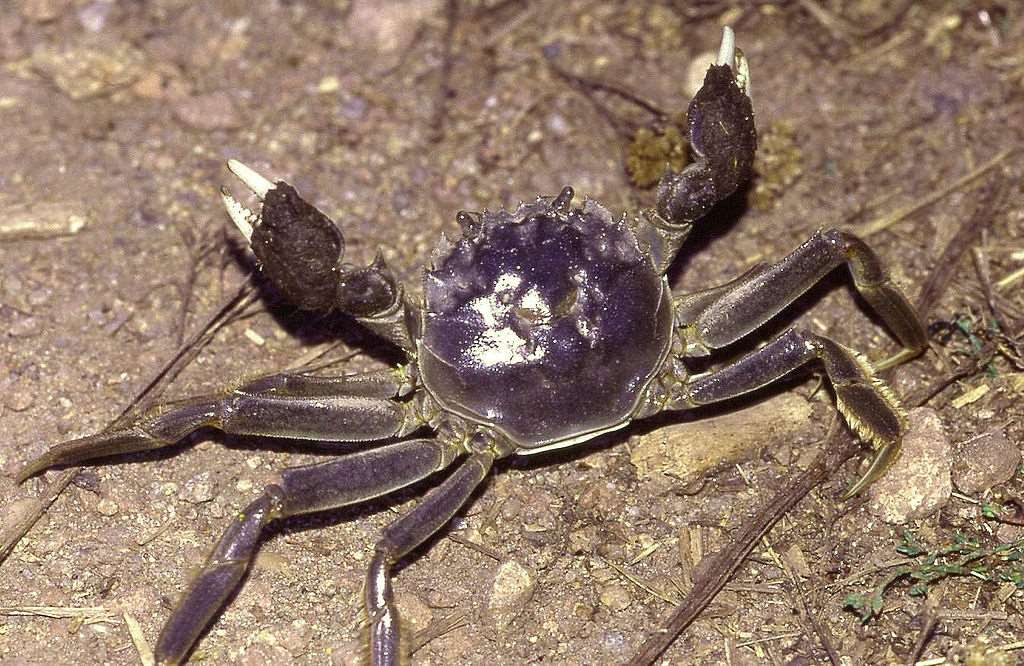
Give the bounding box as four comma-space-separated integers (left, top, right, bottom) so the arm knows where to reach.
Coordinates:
20, 28, 926, 665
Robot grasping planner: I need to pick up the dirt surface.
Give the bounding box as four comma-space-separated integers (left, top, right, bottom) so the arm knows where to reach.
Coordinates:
2, 1, 1024, 665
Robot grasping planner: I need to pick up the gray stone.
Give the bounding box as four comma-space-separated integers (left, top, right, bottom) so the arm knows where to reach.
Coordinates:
867, 408, 951, 524
486, 559, 536, 630
952, 428, 1019, 494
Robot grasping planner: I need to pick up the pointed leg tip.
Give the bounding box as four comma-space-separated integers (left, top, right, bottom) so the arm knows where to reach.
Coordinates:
841, 440, 901, 501
16, 459, 46, 485
225, 159, 274, 199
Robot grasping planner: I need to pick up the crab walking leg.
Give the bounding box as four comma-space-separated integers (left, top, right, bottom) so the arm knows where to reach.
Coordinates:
675, 228, 928, 358
366, 451, 495, 665
18, 369, 416, 482
677, 327, 903, 497
154, 437, 463, 666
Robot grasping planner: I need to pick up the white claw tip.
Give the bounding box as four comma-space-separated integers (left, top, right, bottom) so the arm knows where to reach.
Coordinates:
716, 26, 736, 68
226, 159, 274, 199
220, 188, 255, 242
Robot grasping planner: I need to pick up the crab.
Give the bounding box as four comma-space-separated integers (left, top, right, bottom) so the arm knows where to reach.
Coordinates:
18, 27, 926, 665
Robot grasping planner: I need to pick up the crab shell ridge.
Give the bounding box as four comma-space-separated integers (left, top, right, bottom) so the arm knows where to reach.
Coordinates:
418, 196, 674, 450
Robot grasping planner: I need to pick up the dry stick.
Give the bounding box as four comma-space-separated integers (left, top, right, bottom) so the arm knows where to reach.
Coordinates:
782, 552, 842, 666
851, 148, 1013, 238
412, 613, 469, 654
430, 0, 460, 144
0, 469, 76, 564
0, 280, 255, 569
909, 609, 940, 665
545, 57, 666, 141
625, 174, 1007, 666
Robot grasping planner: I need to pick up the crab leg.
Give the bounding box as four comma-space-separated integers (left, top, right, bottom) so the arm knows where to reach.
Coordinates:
679, 327, 905, 496
674, 228, 928, 359
154, 437, 464, 666
366, 451, 495, 665
18, 369, 416, 482
222, 160, 417, 351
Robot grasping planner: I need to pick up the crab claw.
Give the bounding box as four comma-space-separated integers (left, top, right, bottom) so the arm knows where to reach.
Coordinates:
220, 160, 400, 317
220, 159, 276, 243
655, 26, 756, 228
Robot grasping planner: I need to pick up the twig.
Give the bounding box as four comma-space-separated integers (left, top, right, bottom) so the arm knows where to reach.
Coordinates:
411, 612, 469, 653
908, 598, 939, 665
0, 605, 118, 624
782, 549, 841, 666
124, 610, 156, 666
0, 469, 76, 564
172, 222, 219, 345
995, 265, 1024, 291
430, 0, 460, 143
0, 204, 89, 241
625, 419, 856, 666
545, 57, 666, 140
448, 533, 503, 561
797, 0, 914, 41
735, 631, 803, 648
850, 148, 1013, 238
112, 280, 256, 427
607, 560, 680, 606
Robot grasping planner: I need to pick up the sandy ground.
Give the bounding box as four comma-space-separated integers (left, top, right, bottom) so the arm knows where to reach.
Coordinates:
2, 1, 1024, 664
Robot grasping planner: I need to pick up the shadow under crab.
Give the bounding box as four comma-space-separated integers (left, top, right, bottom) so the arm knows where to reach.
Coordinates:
19, 27, 926, 666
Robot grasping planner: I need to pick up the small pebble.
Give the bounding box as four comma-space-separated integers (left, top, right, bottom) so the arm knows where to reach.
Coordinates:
173, 91, 241, 131
9, 315, 41, 338
183, 472, 214, 504
7, 390, 34, 412
952, 428, 1019, 494
395, 591, 433, 634
77, 0, 113, 32
31, 41, 146, 100
487, 559, 536, 630
19, 0, 71, 22
96, 498, 119, 516
598, 582, 632, 612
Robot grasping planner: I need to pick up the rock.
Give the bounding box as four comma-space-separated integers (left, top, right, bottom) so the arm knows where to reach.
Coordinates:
486, 559, 536, 630
31, 40, 146, 99
8, 314, 41, 339
952, 428, 1019, 494
685, 50, 717, 98
239, 640, 292, 666
96, 498, 119, 516
598, 582, 632, 612
568, 525, 598, 554
867, 408, 951, 524
173, 91, 242, 131
19, 0, 72, 22
347, 0, 441, 55
182, 472, 215, 504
